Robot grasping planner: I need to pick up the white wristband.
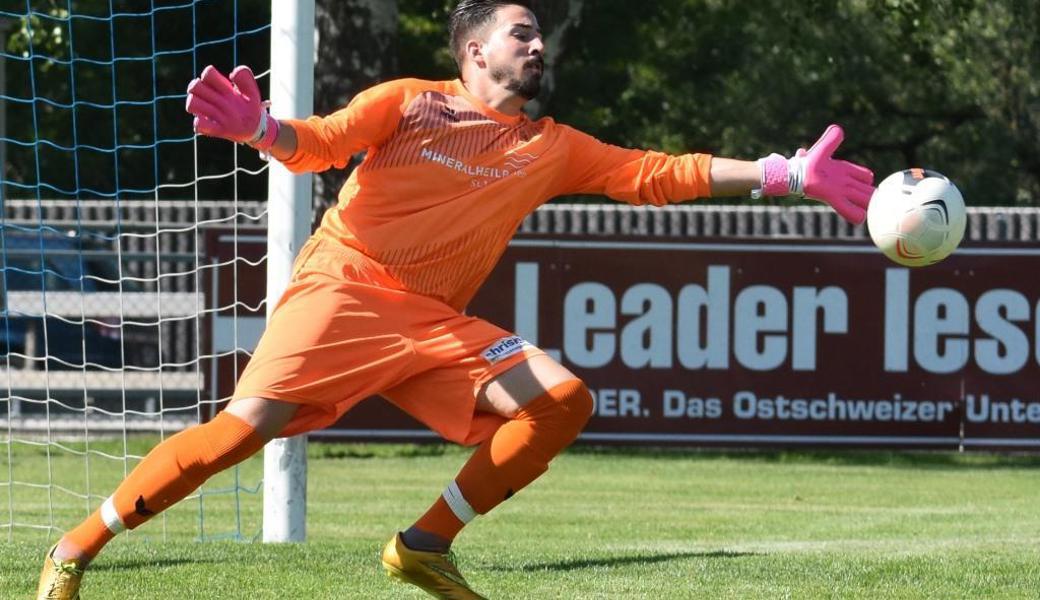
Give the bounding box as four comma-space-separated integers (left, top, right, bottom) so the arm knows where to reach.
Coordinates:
787, 154, 806, 196
247, 111, 268, 145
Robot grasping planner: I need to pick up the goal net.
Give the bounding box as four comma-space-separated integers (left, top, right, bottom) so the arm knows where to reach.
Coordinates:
1, 0, 289, 544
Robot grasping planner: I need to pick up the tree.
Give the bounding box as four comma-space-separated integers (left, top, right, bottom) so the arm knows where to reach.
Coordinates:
6, 0, 1037, 207
2, 0, 270, 202
548, 0, 1039, 206
311, 0, 400, 222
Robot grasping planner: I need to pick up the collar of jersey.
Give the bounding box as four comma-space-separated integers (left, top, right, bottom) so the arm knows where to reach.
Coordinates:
452, 79, 528, 126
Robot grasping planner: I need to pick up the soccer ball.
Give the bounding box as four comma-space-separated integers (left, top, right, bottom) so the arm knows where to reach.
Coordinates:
867, 169, 966, 267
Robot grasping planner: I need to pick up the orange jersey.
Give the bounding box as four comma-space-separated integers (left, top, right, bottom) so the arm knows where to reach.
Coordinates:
282, 78, 713, 310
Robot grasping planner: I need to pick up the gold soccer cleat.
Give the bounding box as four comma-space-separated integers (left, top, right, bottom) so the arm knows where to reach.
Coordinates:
36, 544, 84, 600
381, 533, 489, 600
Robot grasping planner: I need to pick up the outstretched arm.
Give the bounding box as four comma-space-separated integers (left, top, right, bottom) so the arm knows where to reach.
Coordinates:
707, 158, 760, 197
559, 123, 873, 223
186, 64, 411, 173
707, 125, 877, 224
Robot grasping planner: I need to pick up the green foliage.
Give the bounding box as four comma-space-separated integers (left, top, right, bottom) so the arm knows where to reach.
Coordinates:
6, 5, 70, 65
2, 1, 270, 201
4, 0, 1036, 206
549, 0, 1038, 206
397, 0, 458, 79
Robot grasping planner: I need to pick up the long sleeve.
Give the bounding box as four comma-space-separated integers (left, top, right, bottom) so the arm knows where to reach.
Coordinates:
556, 125, 713, 205
279, 80, 413, 174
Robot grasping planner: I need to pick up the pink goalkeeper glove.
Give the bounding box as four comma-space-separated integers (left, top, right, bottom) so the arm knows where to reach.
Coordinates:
755, 124, 876, 224
185, 65, 279, 151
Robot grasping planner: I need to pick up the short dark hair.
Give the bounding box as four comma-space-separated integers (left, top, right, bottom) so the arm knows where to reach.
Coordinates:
448, 0, 531, 72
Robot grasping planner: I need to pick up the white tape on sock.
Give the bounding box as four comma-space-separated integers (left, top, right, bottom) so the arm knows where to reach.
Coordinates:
100, 496, 126, 534
442, 481, 477, 524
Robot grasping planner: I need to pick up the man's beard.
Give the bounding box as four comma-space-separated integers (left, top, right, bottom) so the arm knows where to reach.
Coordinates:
491, 65, 542, 100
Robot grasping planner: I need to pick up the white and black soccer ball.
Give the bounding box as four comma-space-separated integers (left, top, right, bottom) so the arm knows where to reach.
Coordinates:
867, 169, 966, 267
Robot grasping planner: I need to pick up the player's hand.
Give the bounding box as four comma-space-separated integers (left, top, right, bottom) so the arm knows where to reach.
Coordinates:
795, 124, 875, 224
185, 65, 278, 149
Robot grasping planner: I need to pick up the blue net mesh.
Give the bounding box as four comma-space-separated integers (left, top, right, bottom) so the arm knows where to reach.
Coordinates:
2, 0, 272, 543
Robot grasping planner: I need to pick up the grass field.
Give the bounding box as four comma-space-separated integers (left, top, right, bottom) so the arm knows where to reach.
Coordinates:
3, 441, 1039, 599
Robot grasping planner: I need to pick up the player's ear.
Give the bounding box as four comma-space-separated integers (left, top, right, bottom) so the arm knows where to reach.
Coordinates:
466, 39, 486, 68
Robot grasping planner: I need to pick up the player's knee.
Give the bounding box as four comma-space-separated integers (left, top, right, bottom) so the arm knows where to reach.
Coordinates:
560, 380, 594, 433
522, 379, 593, 435
225, 395, 297, 440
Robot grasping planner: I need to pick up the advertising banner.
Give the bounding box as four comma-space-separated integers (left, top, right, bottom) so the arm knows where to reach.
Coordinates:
465, 237, 1040, 450
206, 229, 1040, 450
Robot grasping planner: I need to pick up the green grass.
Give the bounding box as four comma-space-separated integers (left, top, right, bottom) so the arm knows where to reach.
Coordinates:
3, 441, 1039, 598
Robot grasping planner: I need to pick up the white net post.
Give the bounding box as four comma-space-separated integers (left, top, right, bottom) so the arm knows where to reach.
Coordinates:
262, 0, 315, 544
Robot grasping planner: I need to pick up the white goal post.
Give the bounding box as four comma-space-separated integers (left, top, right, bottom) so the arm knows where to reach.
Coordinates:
262, 0, 315, 544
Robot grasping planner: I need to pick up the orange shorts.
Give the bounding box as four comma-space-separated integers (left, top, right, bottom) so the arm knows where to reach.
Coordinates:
232, 238, 544, 445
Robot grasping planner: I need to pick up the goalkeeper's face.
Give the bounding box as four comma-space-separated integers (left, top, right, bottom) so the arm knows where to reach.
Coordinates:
481, 5, 544, 100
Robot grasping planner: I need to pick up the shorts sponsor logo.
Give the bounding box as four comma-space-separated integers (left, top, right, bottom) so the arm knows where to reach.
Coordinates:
482, 335, 529, 364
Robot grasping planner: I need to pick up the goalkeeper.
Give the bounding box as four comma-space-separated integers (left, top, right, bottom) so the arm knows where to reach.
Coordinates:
37, 1, 874, 598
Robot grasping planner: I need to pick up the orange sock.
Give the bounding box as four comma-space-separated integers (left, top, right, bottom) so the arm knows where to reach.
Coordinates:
412, 496, 465, 541
64, 411, 265, 558
413, 380, 593, 541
